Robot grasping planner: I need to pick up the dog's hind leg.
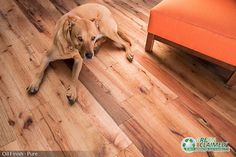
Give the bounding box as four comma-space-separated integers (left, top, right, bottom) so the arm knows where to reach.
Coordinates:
107, 31, 134, 62
117, 30, 132, 47
99, 19, 133, 62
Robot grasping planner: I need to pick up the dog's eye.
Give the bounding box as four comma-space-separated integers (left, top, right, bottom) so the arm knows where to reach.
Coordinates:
78, 36, 83, 42
91, 36, 96, 41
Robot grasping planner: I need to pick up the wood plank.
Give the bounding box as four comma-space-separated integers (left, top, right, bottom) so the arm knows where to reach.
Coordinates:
169, 99, 236, 157
0, 56, 52, 150
0, 99, 15, 147
0, 1, 130, 156
13, 0, 131, 126
119, 118, 170, 157
134, 50, 236, 145
102, 42, 178, 103
120, 95, 212, 157
150, 42, 221, 101
112, 0, 149, 23
0, 9, 52, 149
116, 144, 144, 157
151, 41, 236, 100
207, 93, 236, 126
51, 61, 132, 150
0, 0, 236, 156
79, 64, 132, 125
120, 95, 235, 157
0, 141, 20, 151
85, 56, 133, 103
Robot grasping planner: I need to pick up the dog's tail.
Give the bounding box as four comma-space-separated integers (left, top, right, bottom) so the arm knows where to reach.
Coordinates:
118, 30, 132, 46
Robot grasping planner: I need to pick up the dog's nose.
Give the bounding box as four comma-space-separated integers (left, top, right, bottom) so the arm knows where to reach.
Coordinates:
85, 52, 93, 59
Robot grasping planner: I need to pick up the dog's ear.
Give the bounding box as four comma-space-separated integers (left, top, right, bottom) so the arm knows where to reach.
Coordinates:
90, 18, 100, 30
66, 15, 77, 30
62, 16, 77, 47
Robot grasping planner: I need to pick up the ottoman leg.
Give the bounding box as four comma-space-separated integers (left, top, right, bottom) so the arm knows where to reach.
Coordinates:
145, 33, 155, 52
227, 71, 236, 87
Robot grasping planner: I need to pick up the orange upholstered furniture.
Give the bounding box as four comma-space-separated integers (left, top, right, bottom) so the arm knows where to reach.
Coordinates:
145, 0, 236, 86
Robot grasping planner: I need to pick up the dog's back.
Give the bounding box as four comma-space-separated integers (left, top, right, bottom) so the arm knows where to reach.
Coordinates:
68, 3, 112, 20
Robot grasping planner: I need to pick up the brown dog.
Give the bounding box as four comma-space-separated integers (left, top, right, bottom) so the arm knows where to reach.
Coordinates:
26, 3, 134, 104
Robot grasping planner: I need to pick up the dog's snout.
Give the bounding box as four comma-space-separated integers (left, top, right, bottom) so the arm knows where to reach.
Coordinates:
85, 52, 93, 59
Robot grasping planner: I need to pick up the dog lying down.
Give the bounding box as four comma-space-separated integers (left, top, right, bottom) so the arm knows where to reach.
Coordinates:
26, 3, 134, 105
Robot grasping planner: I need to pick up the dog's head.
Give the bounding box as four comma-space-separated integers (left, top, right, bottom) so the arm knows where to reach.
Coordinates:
63, 15, 100, 59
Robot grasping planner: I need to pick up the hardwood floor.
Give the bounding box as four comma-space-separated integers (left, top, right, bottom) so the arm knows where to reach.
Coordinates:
0, 0, 235, 157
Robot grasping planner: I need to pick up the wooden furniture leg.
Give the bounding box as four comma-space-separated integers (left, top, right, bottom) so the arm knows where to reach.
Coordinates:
145, 33, 155, 52
227, 71, 236, 86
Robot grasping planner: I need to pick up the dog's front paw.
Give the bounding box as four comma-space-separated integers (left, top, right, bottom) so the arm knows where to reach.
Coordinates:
126, 53, 134, 62
66, 86, 77, 105
26, 82, 39, 95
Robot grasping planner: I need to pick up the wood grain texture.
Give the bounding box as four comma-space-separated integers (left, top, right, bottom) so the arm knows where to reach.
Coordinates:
0, 0, 134, 156
116, 144, 144, 157
0, 141, 20, 151
79, 64, 132, 125
0, 99, 15, 147
0, 0, 236, 157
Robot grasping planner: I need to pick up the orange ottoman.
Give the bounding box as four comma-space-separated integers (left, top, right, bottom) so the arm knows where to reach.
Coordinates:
145, 0, 236, 86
